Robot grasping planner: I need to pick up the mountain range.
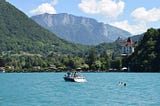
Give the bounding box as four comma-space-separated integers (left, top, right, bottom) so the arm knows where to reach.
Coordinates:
0, 0, 142, 58
31, 13, 132, 45
0, 0, 87, 55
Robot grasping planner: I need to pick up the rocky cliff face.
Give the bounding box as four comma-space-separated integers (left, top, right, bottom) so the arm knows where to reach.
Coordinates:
31, 13, 131, 45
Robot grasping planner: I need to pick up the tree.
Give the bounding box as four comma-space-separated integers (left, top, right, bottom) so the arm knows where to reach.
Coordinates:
0, 58, 5, 67
87, 48, 97, 70
94, 60, 102, 70
111, 58, 122, 70
127, 28, 160, 72
100, 50, 110, 70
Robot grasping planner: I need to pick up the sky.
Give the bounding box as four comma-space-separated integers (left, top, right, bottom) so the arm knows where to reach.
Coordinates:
6, 0, 160, 35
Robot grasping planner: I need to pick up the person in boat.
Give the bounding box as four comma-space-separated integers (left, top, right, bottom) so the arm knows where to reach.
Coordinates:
73, 72, 77, 77
67, 72, 71, 77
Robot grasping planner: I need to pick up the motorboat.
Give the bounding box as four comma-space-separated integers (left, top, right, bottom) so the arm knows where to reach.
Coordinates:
63, 72, 87, 82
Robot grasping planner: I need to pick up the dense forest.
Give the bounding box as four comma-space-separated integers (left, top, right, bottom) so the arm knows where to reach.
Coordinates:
124, 28, 160, 72
0, 46, 122, 72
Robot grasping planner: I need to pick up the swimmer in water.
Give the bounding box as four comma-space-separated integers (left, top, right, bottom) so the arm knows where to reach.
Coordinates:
119, 82, 127, 86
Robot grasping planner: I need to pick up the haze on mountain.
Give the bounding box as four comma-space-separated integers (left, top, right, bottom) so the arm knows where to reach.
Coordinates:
31, 13, 132, 45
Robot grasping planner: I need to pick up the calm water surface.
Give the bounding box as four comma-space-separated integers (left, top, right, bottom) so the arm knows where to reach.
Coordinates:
0, 72, 160, 106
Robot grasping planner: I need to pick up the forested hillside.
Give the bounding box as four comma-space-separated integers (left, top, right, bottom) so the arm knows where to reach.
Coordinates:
0, 0, 87, 55
0, 0, 90, 72
124, 28, 160, 72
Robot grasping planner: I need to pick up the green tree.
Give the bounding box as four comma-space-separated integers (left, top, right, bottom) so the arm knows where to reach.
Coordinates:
111, 58, 122, 70
100, 50, 110, 70
87, 48, 97, 70
128, 28, 160, 72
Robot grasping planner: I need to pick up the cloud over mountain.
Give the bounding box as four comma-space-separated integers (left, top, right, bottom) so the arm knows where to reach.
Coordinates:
110, 20, 147, 35
78, 0, 125, 19
29, 0, 58, 15
131, 7, 160, 23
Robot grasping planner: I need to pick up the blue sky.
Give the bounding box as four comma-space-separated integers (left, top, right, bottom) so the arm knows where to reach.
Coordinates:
6, 0, 160, 35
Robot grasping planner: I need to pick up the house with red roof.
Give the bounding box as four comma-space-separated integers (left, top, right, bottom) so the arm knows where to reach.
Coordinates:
121, 37, 135, 56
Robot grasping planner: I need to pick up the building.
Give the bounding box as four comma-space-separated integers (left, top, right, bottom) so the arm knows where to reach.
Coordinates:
0, 67, 5, 73
121, 37, 135, 56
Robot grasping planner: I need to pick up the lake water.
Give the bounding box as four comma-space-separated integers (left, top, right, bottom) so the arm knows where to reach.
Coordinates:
0, 73, 160, 106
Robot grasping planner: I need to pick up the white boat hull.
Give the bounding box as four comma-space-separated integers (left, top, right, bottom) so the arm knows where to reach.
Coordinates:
74, 78, 87, 82
64, 77, 87, 82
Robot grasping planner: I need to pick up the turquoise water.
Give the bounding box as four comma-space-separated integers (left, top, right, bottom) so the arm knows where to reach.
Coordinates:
0, 73, 160, 106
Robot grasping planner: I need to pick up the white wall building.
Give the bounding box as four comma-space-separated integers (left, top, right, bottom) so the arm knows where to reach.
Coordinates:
121, 37, 135, 56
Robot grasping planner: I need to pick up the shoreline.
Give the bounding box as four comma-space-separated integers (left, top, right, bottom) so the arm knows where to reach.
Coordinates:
3, 70, 160, 73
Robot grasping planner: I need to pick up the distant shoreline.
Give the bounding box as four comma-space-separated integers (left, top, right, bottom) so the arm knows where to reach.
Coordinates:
3, 70, 160, 73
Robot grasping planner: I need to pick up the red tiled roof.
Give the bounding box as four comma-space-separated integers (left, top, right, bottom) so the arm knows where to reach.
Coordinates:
123, 42, 135, 46
122, 37, 135, 46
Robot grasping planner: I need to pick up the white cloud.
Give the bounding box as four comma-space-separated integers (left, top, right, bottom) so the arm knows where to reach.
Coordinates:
110, 20, 147, 35
78, 0, 125, 19
131, 7, 160, 23
111, 7, 160, 34
30, 0, 58, 15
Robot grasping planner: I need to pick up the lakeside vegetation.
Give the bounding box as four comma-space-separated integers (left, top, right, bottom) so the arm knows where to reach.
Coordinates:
0, 44, 122, 72
124, 28, 160, 72
1, 28, 160, 73
0, 1, 160, 72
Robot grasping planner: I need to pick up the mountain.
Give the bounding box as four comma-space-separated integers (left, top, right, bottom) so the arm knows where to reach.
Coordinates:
0, 1, 88, 55
31, 13, 132, 45
0, 0, 137, 72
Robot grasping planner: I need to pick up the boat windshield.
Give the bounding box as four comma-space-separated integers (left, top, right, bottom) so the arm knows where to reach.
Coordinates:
65, 71, 84, 78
